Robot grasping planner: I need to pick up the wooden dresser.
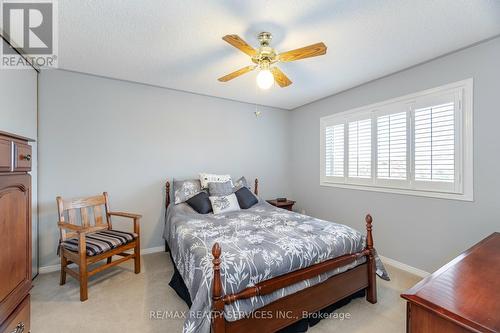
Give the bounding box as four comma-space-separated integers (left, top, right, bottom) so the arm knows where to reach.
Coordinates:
401, 233, 500, 333
0, 131, 33, 333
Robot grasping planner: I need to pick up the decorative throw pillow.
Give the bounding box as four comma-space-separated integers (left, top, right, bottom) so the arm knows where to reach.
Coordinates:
208, 181, 234, 197
186, 192, 212, 214
233, 176, 250, 191
199, 173, 232, 189
209, 193, 240, 214
173, 179, 203, 204
234, 187, 258, 209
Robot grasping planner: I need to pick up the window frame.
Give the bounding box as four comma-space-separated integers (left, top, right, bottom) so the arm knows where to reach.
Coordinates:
319, 78, 473, 201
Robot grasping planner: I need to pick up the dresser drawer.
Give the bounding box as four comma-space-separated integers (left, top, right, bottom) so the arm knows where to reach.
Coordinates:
13, 143, 31, 172
0, 295, 30, 333
0, 139, 11, 172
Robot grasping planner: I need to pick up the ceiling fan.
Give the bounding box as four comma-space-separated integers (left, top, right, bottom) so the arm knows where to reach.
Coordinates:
218, 32, 327, 89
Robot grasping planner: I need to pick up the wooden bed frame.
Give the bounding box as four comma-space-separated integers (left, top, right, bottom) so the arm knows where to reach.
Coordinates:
165, 178, 377, 333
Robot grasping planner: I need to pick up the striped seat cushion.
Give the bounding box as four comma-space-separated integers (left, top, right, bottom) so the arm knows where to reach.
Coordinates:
62, 229, 138, 256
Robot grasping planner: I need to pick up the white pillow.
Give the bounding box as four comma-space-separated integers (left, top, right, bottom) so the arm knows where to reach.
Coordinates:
209, 193, 240, 214
199, 173, 232, 189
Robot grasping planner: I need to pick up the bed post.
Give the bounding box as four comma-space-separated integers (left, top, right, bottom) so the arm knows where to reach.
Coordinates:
254, 178, 259, 195
165, 181, 171, 208
212, 243, 226, 333
365, 214, 377, 304
165, 181, 171, 253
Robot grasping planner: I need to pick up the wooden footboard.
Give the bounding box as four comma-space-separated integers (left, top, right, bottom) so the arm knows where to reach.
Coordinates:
212, 214, 377, 333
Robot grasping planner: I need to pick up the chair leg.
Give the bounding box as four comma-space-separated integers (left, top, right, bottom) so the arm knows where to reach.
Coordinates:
60, 253, 67, 285
107, 257, 112, 264
134, 240, 141, 274
79, 259, 88, 302
78, 233, 88, 301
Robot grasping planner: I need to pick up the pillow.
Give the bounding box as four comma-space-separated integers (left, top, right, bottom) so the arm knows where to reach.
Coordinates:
209, 193, 240, 214
234, 187, 258, 209
173, 179, 203, 204
199, 173, 232, 189
233, 176, 250, 191
208, 181, 233, 197
186, 192, 212, 214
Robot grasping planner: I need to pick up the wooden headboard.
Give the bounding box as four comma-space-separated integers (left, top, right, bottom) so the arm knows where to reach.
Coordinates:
165, 178, 258, 209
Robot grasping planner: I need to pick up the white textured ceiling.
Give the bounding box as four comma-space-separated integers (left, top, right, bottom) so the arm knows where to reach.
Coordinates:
57, 0, 500, 110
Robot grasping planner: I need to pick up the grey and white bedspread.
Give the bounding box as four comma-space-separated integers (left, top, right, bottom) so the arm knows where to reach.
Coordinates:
163, 200, 389, 333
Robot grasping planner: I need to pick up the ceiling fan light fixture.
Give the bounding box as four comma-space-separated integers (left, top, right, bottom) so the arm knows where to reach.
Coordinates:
256, 69, 274, 90
218, 32, 326, 89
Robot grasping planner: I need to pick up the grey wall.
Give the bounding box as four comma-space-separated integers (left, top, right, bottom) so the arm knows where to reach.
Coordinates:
0, 70, 37, 136
290, 37, 500, 273
38, 70, 291, 267
0, 68, 39, 276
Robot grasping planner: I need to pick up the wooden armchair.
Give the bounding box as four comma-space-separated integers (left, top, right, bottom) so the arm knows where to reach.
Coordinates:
56, 192, 141, 301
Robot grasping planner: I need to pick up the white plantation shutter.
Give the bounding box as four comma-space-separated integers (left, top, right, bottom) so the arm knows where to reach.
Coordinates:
325, 124, 344, 177
320, 79, 472, 200
377, 111, 407, 180
348, 118, 371, 178
414, 102, 455, 183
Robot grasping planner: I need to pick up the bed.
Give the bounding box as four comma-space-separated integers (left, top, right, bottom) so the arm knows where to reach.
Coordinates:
163, 178, 388, 333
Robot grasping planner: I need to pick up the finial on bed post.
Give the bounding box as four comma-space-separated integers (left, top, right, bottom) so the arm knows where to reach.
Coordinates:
165, 181, 171, 209
254, 178, 259, 196
365, 214, 373, 250
364, 214, 377, 304
212, 243, 226, 333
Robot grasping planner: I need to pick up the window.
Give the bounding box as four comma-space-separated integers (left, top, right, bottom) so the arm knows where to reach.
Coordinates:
414, 103, 454, 183
320, 79, 473, 201
325, 124, 344, 178
377, 111, 407, 180
348, 118, 371, 180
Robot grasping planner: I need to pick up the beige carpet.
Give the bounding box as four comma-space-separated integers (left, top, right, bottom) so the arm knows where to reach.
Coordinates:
32, 252, 421, 333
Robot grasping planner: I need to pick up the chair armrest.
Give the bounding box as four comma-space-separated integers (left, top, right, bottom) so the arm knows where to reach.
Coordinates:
107, 212, 141, 234
57, 222, 107, 234
107, 211, 142, 219
58, 221, 83, 231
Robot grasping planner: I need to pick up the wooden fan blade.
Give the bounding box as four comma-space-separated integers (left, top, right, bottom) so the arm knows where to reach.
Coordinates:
271, 67, 292, 88
279, 42, 327, 62
222, 35, 256, 57
218, 65, 256, 82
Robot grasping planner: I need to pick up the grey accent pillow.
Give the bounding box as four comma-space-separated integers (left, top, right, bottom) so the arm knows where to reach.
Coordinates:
208, 181, 233, 197
233, 176, 250, 191
173, 179, 203, 204
209, 193, 240, 214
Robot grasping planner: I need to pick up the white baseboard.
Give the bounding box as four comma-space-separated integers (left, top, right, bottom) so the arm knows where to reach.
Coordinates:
141, 246, 165, 255
39, 264, 61, 274
38, 246, 166, 274
379, 255, 430, 278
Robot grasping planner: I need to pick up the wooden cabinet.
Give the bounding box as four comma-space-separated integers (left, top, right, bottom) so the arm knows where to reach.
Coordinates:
0, 131, 33, 333
401, 233, 500, 333
0, 296, 30, 333
0, 139, 11, 172
13, 142, 32, 172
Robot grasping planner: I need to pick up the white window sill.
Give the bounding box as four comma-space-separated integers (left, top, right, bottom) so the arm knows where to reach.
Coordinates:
320, 181, 473, 202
